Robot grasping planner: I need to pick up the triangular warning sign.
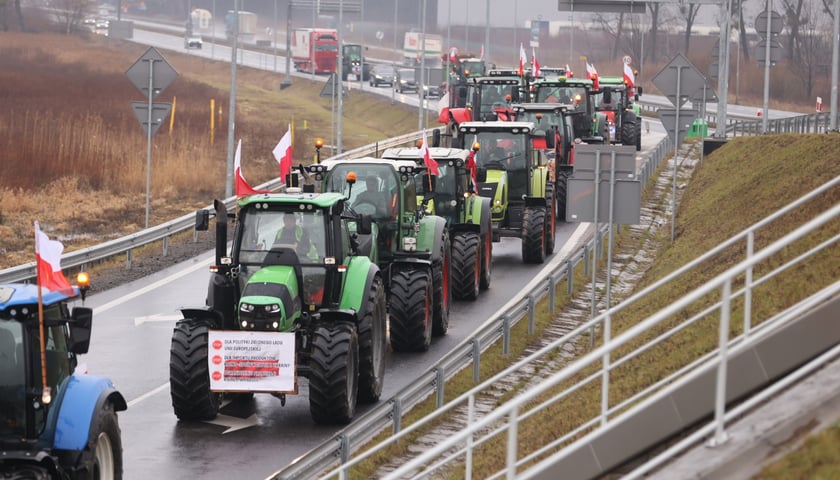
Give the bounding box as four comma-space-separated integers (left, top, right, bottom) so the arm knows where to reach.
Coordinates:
319, 73, 348, 98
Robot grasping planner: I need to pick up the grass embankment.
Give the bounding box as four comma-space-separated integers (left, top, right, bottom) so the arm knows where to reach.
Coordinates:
341, 134, 840, 479
0, 32, 418, 269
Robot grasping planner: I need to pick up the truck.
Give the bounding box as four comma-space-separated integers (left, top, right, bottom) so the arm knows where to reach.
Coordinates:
292, 28, 339, 74
170, 193, 387, 425
225, 10, 258, 39
0, 275, 127, 478
403, 31, 442, 67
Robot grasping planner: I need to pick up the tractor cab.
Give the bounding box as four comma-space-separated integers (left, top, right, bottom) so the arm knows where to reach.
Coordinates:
532, 77, 607, 144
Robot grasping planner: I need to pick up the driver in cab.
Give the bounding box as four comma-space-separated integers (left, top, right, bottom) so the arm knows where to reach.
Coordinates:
274, 213, 318, 261
353, 176, 389, 218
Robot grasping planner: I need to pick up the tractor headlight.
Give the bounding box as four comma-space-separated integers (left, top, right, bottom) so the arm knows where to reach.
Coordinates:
402, 237, 417, 252
266, 304, 281, 314
240, 303, 255, 313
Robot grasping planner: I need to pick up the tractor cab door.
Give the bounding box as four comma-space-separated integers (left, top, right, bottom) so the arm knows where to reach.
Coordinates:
0, 320, 26, 440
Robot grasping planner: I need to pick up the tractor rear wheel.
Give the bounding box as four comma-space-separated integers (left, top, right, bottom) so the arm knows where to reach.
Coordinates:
170, 319, 220, 421
357, 275, 387, 404
72, 401, 123, 480
309, 323, 359, 424
636, 121, 642, 151
451, 231, 480, 301
431, 232, 451, 336
556, 170, 569, 222
621, 118, 636, 146
544, 184, 556, 256
389, 267, 433, 352
479, 228, 492, 291
522, 206, 547, 264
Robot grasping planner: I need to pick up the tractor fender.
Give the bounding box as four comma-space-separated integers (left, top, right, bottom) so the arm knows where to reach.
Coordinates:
339, 257, 380, 314
457, 195, 491, 236
622, 109, 638, 124
51, 374, 126, 451
205, 271, 236, 329
530, 167, 550, 199
180, 306, 225, 328
524, 196, 550, 208
416, 215, 448, 263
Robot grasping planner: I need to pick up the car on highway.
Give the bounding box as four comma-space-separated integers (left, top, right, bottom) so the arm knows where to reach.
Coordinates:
394, 68, 418, 94
422, 82, 443, 98
369, 64, 394, 87
184, 35, 203, 49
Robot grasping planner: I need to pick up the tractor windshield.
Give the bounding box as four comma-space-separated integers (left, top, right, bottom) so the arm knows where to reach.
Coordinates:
1, 306, 73, 442
236, 206, 329, 305
474, 132, 529, 199
0, 320, 25, 439
535, 85, 587, 110
325, 164, 401, 223
415, 162, 460, 222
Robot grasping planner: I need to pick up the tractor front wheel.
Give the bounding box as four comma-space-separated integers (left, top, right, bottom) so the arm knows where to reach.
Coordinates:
389, 267, 433, 352
357, 275, 387, 404
309, 324, 359, 424
72, 401, 123, 480
170, 319, 220, 421
451, 231, 480, 301
522, 206, 547, 264
555, 170, 570, 222
621, 118, 636, 147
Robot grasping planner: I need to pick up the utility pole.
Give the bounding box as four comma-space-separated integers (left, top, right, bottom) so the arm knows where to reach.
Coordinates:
337, 0, 344, 154
225, 0, 240, 198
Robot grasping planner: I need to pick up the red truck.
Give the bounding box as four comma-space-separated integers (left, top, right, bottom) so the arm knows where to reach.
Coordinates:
291, 28, 339, 74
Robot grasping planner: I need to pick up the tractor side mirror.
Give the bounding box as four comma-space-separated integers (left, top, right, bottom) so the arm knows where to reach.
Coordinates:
545, 129, 556, 149
195, 209, 210, 231
432, 129, 441, 147
357, 214, 373, 235
510, 86, 520, 103
68, 307, 93, 354
636, 86, 643, 96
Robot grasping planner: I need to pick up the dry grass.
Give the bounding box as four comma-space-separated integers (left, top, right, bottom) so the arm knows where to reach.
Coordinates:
0, 31, 419, 268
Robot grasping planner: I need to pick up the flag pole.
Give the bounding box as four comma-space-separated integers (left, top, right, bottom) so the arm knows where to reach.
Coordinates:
34, 224, 51, 404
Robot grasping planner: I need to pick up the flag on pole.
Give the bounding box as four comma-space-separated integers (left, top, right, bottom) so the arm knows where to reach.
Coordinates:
234, 139, 269, 197
586, 62, 599, 90
518, 43, 527, 77
34, 221, 73, 294
479, 44, 485, 61
466, 135, 479, 192
449, 46, 459, 63
273, 124, 294, 181
419, 129, 439, 176
623, 62, 635, 91
531, 47, 540, 78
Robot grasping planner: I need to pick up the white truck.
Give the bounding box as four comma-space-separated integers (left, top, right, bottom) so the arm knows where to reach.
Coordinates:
403, 32, 442, 68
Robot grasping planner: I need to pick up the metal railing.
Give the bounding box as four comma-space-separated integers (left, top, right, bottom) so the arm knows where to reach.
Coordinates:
356, 177, 840, 480
0, 130, 433, 285
268, 134, 673, 480
726, 111, 834, 136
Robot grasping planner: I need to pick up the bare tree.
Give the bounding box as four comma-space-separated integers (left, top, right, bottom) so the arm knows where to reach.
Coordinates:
649, 4, 662, 64
780, 0, 806, 61
49, 0, 95, 34
680, 2, 702, 52
738, 0, 750, 61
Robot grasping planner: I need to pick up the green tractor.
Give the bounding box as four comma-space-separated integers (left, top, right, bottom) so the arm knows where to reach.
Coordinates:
309, 158, 451, 351
380, 145, 493, 300
169, 192, 387, 425
596, 76, 643, 151
531, 76, 609, 144
456, 121, 557, 264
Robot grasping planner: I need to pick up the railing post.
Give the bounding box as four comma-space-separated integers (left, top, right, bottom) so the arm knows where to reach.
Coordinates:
601, 311, 611, 426
527, 294, 535, 334
502, 315, 510, 356
466, 395, 475, 480
472, 339, 481, 382
163, 236, 169, 256
707, 279, 732, 448
507, 406, 519, 479
583, 244, 590, 276
392, 398, 402, 435
744, 231, 754, 337
126, 249, 133, 269
435, 368, 445, 408
566, 259, 574, 295
549, 274, 556, 313
340, 434, 350, 464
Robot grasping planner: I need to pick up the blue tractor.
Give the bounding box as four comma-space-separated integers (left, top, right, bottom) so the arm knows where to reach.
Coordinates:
0, 275, 127, 479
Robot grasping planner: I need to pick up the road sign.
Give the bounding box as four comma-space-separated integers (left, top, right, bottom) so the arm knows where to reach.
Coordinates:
755, 11, 783, 36
756, 39, 783, 66
622, 55, 632, 65
566, 145, 640, 224
652, 53, 707, 109
125, 47, 178, 101
657, 108, 699, 145
131, 102, 172, 137
557, 0, 647, 13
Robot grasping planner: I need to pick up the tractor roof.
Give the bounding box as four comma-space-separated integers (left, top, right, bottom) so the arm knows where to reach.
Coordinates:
533, 77, 594, 88
381, 147, 472, 162
0, 284, 79, 314
458, 121, 536, 134
598, 76, 628, 86
237, 191, 346, 209
512, 103, 574, 114
319, 156, 418, 171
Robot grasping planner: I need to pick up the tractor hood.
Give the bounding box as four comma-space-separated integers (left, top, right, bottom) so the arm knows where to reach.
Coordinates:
238, 266, 301, 332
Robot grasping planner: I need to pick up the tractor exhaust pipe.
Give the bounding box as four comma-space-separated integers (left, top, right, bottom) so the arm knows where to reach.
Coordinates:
213, 199, 228, 266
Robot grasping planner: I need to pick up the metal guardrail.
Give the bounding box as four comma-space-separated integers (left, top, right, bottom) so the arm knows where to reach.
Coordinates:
363, 176, 840, 480
269, 134, 673, 480
726, 111, 834, 136
0, 129, 433, 285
